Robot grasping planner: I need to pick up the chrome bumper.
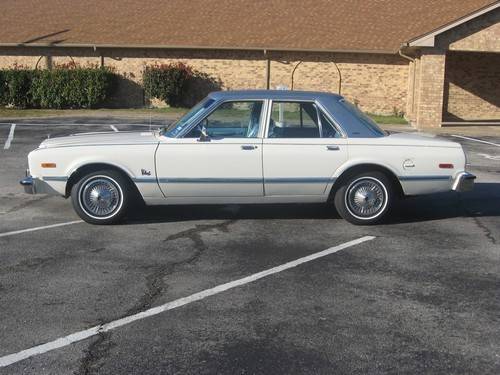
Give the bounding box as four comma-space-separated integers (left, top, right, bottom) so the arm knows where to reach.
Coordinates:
20, 170, 64, 196
20, 171, 36, 194
452, 172, 476, 192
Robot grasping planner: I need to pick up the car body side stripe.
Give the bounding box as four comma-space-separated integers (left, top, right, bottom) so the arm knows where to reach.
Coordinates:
398, 175, 451, 181
133, 177, 336, 184
42, 176, 69, 182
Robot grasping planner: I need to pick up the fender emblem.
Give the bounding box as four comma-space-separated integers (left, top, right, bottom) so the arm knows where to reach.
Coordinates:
141, 169, 151, 176
403, 159, 415, 169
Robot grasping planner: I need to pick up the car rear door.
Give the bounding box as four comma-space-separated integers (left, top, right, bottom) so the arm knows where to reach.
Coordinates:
262, 100, 348, 196
156, 100, 265, 197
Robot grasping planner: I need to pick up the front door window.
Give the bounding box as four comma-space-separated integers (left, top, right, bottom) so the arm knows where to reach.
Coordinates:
185, 101, 263, 138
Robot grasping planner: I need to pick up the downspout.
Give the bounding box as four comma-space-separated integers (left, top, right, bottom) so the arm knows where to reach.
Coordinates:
290, 61, 302, 90
331, 61, 342, 95
264, 50, 271, 90
398, 45, 416, 118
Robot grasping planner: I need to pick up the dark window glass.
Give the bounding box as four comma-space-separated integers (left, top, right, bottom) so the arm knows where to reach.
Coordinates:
269, 102, 320, 138
185, 101, 263, 138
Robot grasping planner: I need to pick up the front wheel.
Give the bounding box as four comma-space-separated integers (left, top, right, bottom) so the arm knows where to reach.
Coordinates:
334, 171, 393, 225
71, 170, 131, 224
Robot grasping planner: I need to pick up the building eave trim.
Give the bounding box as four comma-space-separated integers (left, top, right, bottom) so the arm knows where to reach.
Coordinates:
0, 42, 398, 55
406, 1, 500, 48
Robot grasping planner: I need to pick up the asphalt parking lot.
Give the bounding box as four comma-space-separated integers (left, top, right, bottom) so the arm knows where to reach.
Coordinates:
0, 119, 499, 375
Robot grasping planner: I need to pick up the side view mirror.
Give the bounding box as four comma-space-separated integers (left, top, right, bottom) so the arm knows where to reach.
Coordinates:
198, 125, 210, 142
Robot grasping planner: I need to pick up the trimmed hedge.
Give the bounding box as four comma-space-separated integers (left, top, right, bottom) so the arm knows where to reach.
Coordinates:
0, 69, 33, 108
143, 62, 222, 107
0, 66, 117, 109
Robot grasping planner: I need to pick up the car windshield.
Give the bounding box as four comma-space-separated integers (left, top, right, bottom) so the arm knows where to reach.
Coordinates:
339, 99, 387, 137
162, 98, 215, 137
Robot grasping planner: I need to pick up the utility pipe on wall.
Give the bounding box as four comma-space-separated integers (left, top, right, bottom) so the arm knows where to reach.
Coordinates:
398, 46, 417, 117
264, 50, 271, 90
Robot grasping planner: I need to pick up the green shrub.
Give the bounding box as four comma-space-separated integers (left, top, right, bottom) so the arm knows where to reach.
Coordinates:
143, 62, 193, 107
143, 62, 222, 107
31, 67, 117, 109
182, 71, 223, 107
1, 69, 34, 108
0, 65, 117, 109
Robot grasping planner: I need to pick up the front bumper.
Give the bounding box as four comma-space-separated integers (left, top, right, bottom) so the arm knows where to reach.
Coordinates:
19, 170, 62, 195
452, 172, 476, 192
20, 175, 35, 194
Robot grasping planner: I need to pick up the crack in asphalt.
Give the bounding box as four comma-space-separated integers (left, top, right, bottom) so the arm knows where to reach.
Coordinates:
125, 219, 236, 316
0, 195, 51, 215
76, 331, 114, 375
471, 216, 497, 245
0, 254, 74, 276
458, 195, 497, 245
75, 219, 236, 373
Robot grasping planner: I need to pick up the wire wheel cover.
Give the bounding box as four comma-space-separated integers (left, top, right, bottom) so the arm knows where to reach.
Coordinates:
80, 178, 121, 217
346, 178, 386, 218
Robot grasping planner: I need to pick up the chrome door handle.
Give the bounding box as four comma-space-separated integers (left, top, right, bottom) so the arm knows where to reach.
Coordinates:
241, 145, 257, 150
326, 145, 340, 151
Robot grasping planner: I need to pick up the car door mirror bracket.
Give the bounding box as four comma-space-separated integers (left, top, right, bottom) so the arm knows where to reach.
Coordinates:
197, 125, 211, 142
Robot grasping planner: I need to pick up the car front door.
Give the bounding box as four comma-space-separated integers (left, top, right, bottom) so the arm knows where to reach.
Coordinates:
262, 100, 348, 196
156, 100, 265, 197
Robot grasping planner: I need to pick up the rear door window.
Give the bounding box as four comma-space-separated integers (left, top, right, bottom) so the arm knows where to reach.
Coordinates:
268, 102, 320, 138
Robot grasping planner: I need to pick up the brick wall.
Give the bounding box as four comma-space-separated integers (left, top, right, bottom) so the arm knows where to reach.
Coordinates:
444, 51, 500, 121
438, 8, 500, 53
0, 47, 408, 115
268, 52, 408, 115
415, 51, 446, 128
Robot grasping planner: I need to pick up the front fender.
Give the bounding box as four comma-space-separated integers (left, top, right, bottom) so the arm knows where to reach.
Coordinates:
66, 158, 136, 180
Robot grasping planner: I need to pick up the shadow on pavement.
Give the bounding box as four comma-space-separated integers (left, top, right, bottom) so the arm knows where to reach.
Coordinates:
124, 182, 500, 225
390, 182, 500, 224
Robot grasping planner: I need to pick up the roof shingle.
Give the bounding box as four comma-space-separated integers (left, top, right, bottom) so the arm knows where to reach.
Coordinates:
0, 0, 497, 53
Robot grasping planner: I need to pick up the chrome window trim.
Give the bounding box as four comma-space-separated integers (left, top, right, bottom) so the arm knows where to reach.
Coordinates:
178, 98, 267, 139
315, 102, 323, 138
264, 99, 346, 139
315, 100, 347, 138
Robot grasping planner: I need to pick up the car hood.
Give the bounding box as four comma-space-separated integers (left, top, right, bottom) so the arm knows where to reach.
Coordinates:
377, 132, 462, 148
38, 131, 159, 149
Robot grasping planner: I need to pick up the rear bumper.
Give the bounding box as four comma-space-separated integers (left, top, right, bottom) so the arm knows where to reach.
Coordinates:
452, 172, 476, 192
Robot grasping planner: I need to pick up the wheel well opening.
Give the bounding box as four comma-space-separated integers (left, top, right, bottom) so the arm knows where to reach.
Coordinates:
65, 163, 137, 198
330, 164, 404, 200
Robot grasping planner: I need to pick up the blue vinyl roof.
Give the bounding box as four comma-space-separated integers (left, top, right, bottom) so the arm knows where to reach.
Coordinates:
207, 90, 384, 138
208, 90, 343, 102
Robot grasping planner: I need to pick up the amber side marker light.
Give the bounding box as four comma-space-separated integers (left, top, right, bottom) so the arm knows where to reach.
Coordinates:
439, 163, 454, 169
41, 163, 57, 168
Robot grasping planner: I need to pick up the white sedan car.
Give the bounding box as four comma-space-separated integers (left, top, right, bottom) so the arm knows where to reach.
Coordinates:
21, 90, 475, 225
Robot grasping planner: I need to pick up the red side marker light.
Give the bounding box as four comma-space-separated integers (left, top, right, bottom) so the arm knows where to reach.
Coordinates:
439, 163, 454, 169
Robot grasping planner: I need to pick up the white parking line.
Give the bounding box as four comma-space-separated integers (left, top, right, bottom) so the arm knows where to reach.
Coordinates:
0, 220, 83, 238
0, 235, 375, 368
3, 124, 16, 149
451, 135, 500, 147
110, 125, 119, 132
477, 153, 500, 161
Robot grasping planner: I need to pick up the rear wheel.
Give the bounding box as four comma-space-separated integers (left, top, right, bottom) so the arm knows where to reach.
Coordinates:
71, 170, 131, 224
334, 171, 393, 225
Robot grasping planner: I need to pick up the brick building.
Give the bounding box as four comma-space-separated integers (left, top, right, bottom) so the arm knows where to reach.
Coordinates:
0, 0, 498, 128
